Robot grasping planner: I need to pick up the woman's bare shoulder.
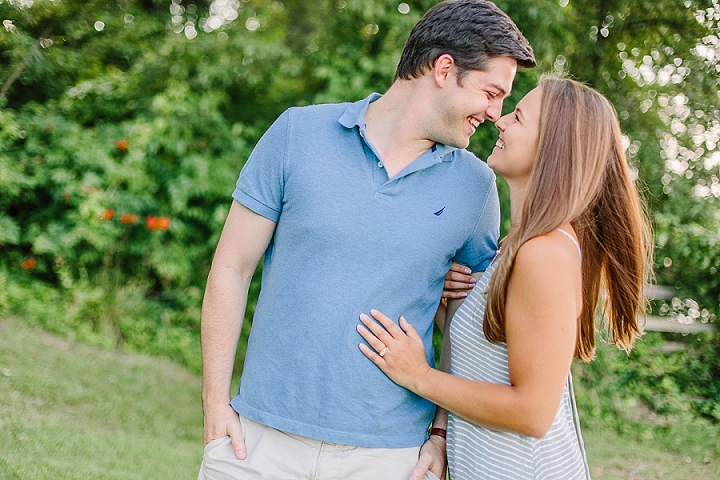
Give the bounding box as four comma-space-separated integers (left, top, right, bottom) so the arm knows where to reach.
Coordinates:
515, 229, 580, 276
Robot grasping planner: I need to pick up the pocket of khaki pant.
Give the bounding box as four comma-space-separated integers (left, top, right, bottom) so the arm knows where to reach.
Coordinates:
424, 471, 442, 480
203, 436, 230, 454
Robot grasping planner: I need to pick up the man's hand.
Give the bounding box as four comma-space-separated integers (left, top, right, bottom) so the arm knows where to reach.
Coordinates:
442, 262, 475, 299
409, 435, 447, 480
203, 402, 247, 460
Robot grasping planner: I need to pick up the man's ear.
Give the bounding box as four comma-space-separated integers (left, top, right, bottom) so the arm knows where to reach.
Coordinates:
433, 54, 456, 88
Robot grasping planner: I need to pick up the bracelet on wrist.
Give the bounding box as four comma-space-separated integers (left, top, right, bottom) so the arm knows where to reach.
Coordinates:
429, 427, 447, 439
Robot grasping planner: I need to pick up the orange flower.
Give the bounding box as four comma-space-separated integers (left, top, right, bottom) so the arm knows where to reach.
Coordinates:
21, 258, 37, 270
145, 215, 158, 231
157, 216, 171, 230
101, 208, 115, 221
115, 139, 129, 151
120, 213, 139, 224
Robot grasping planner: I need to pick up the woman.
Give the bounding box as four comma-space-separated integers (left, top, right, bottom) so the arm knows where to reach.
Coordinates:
357, 75, 653, 479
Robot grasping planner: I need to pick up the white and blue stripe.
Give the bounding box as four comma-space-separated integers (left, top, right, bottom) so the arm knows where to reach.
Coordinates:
447, 250, 590, 479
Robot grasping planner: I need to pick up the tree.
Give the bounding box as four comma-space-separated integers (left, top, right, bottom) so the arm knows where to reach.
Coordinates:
1, 2, 718, 420
519, 0, 720, 423
548, 0, 720, 321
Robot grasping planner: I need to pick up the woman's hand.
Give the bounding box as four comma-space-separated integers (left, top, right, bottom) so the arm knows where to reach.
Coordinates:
357, 309, 432, 393
442, 262, 475, 299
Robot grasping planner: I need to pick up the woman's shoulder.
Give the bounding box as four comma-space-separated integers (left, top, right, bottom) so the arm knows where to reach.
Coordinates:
515, 227, 581, 275
510, 227, 584, 320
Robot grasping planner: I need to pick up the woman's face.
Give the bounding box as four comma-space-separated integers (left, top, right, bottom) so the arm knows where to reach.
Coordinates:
486, 86, 543, 186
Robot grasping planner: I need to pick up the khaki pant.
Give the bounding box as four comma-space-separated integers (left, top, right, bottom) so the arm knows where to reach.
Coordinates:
198, 415, 441, 480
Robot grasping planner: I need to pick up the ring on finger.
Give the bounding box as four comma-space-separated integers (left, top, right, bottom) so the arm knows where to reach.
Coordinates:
379, 347, 388, 357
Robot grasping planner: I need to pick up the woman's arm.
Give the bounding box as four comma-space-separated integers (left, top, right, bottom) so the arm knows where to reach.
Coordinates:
358, 232, 581, 438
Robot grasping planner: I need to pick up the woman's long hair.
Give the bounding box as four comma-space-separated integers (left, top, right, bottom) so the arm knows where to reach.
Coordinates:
483, 75, 653, 361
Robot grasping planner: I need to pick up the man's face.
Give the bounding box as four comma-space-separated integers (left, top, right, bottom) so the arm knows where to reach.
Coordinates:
430, 56, 517, 149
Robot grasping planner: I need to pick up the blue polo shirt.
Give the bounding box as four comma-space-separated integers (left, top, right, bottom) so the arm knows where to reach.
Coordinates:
230, 93, 500, 448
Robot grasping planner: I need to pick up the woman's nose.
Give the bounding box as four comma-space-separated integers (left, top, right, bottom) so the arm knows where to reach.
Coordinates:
495, 114, 509, 132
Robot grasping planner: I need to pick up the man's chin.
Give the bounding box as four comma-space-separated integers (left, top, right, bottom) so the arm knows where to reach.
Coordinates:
431, 133, 469, 149
445, 137, 469, 149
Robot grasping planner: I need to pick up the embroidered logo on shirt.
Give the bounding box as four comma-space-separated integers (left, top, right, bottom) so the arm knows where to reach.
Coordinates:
433, 207, 446, 216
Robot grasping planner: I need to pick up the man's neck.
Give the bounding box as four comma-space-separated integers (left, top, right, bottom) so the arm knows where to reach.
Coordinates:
363, 80, 436, 178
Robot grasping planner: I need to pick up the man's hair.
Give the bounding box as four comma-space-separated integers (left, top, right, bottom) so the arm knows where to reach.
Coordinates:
394, 0, 536, 82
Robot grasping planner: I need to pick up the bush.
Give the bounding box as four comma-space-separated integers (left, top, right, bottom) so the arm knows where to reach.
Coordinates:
574, 332, 720, 455
0, 0, 416, 371
1, 1, 718, 439
0, 44, 257, 371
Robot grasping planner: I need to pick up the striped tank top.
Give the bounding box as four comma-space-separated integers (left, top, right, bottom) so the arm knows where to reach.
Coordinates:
447, 230, 590, 479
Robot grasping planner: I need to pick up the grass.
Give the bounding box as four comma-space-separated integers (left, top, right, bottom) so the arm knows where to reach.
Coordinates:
0, 316, 203, 480
583, 428, 717, 479
1, 315, 718, 479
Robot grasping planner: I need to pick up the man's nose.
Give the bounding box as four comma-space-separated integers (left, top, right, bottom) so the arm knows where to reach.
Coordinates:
486, 101, 503, 123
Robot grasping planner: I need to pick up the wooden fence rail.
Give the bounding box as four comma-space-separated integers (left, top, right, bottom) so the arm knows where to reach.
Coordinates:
644, 285, 716, 333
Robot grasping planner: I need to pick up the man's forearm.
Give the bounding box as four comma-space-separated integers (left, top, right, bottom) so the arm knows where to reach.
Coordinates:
201, 201, 277, 410
201, 264, 252, 407
431, 307, 454, 432
431, 407, 448, 432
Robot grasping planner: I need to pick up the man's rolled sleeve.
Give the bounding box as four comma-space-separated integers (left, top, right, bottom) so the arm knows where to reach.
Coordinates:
232, 110, 291, 222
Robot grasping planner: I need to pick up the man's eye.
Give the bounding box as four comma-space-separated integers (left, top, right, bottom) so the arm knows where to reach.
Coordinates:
488, 91, 497, 99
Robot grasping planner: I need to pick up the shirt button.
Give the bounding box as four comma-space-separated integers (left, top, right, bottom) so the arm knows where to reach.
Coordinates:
378, 161, 384, 168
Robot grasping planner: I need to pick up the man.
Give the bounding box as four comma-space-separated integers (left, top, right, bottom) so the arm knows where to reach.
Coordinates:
198, 1, 535, 479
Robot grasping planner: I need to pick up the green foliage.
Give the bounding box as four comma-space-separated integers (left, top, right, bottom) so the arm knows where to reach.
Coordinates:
0, 2, 253, 369
531, 0, 720, 442
1, 0, 719, 434
548, 0, 720, 315
575, 334, 720, 455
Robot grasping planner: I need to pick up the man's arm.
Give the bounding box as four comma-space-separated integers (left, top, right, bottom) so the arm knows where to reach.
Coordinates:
408, 317, 453, 480
412, 327, 452, 480
201, 200, 276, 460
409, 269, 483, 480
409, 411, 447, 480
410, 293, 462, 479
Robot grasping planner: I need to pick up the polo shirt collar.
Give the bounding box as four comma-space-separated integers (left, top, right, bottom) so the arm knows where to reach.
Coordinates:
431, 143, 457, 161
338, 92, 382, 129
338, 93, 458, 163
